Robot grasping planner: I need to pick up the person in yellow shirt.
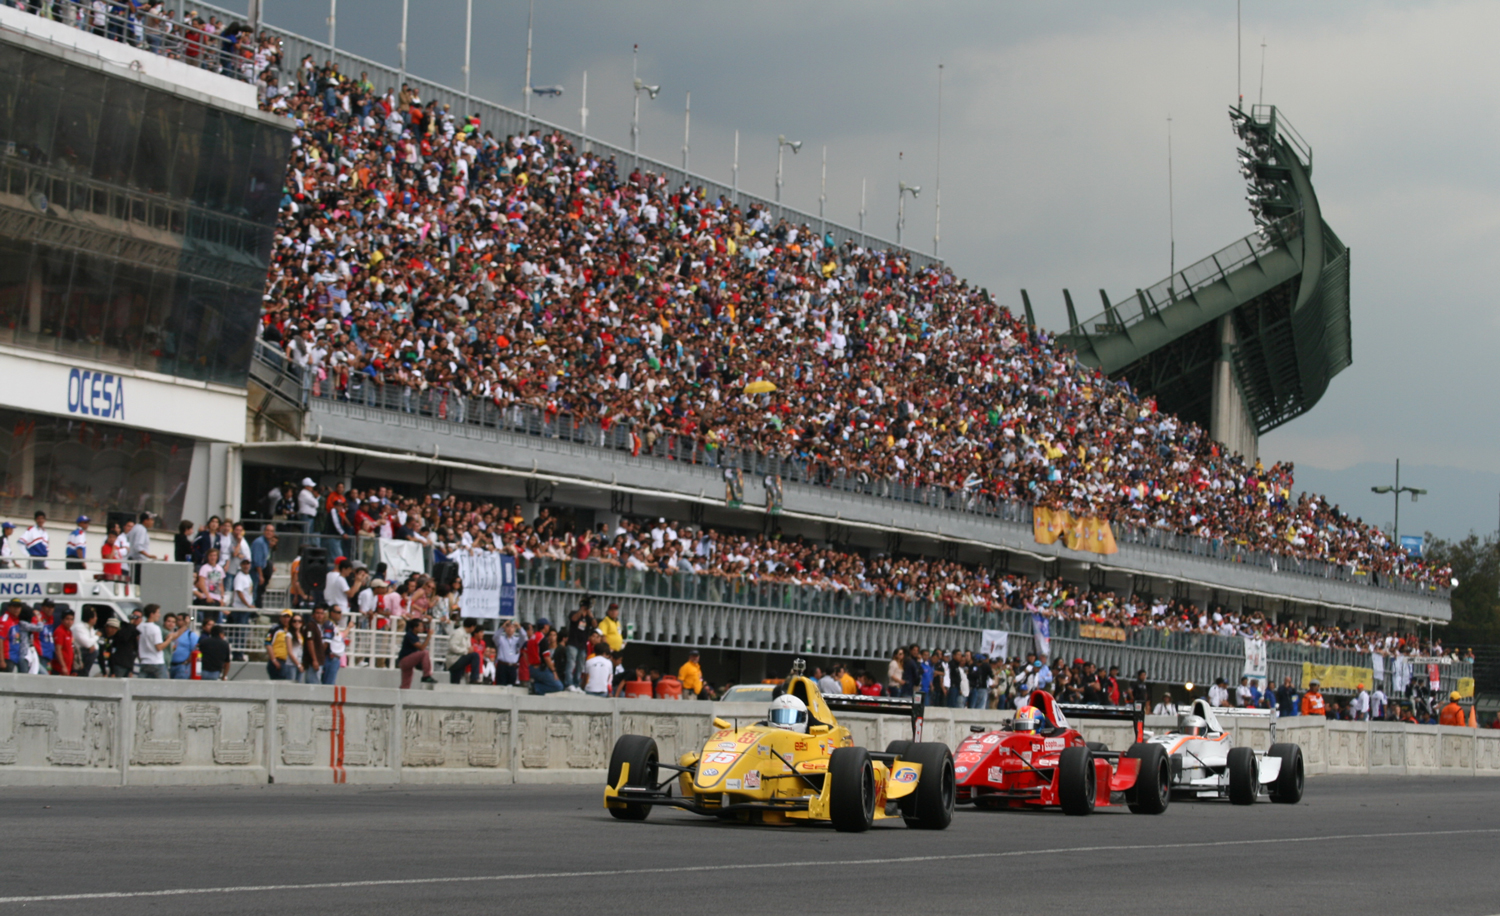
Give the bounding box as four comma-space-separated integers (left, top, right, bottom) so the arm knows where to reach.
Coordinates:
678, 649, 715, 700
837, 665, 857, 695
598, 602, 625, 653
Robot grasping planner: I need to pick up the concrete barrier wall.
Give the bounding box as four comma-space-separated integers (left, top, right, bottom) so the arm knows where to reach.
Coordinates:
2, 675, 1495, 787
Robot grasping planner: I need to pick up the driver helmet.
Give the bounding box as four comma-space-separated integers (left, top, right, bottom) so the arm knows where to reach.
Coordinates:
768, 694, 809, 734
1177, 714, 1208, 737
1013, 705, 1042, 734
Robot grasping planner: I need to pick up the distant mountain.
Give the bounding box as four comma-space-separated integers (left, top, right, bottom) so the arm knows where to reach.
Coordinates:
1288, 463, 1500, 546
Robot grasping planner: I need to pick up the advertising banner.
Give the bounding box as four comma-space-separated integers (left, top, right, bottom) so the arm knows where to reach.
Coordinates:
1031, 614, 1051, 658
378, 538, 426, 583
1242, 637, 1268, 680
1302, 662, 1375, 691
455, 552, 504, 618
1079, 624, 1127, 642
980, 630, 1009, 660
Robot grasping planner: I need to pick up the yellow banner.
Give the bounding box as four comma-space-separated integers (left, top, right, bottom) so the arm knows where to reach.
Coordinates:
1302, 662, 1376, 691
1079, 624, 1127, 642
1033, 507, 1069, 545
1458, 677, 1475, 698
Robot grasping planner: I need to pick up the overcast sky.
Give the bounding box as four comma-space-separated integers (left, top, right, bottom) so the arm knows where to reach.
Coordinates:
256, 0, 1500, 536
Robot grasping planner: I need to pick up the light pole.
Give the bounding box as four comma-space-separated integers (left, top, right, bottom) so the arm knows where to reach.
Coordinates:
897, 181, 920, 246
1371, 459, 1427, 552
397, 0, 408, 87
859, 177, 866, 248
630, 45, 660, 169
523, 0, 534, 133
682, 91, 691, 174
580, 70, 589, 153
819, 145, 827, 238
934, 62, 943, 258
775, 134, 801, 206
462, 0, 473, 114
731, 129, 739, 206
327, 0, 336, 54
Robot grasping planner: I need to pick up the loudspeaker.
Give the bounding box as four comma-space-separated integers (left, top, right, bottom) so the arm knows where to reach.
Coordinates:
432, 561, 459, 590
298, 544, 329, 597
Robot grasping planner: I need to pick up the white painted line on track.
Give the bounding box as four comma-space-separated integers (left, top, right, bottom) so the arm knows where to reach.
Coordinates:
0, 828, 1494, 905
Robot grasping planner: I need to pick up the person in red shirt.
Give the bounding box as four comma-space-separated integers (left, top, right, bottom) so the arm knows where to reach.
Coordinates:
50, 609, 75, 676
0, 599, 17, 673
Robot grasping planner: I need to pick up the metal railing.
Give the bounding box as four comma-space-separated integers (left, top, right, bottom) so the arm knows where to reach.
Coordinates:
7, 1, 258, 84
293, 360, 1449, 602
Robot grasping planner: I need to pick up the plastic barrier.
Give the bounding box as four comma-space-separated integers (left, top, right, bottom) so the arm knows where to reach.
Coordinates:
620, 680, 654, 699
655, 677, 683, 699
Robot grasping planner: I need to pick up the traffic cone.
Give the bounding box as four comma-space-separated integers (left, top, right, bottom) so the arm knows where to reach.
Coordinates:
1469, 704, 1478, 728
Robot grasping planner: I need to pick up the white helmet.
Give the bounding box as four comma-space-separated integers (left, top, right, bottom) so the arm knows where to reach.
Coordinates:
1177, 714, 1208, 737
768, 694, 809, 733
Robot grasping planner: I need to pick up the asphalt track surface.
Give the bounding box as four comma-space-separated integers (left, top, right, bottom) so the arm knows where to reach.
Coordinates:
3, 776, 1498, 915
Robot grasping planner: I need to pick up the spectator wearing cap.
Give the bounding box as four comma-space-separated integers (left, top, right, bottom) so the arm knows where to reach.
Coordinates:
296, 478, 320, 525
100, 612, 139, 677
18, 510, 49, 569
1350, 682, 1370, 720
1439, 691, 1467, 726
65, 516, 90, 570
678, 649, 715, 700
0, 520, 15, 567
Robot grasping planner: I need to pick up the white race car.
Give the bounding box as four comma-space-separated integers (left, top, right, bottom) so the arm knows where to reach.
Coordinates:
1144, 699, 1304, 804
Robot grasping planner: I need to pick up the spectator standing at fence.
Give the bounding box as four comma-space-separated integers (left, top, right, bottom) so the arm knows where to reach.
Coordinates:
583, 643, 612, 697
1300, 680, 1326, 717
0, 520, 15, 568
6, 606, 46, 673
322, 607, 351, 684
250, 524, 277, 607
1276, 675, 1298, 716
598, 602, 624, 653
229, 558, 257, 624
1370, 684, 1388, 720
136, 605, 186, 679
169, 613, 201, 679
679, 649, 716, 700
191, 517, 220, 567
1439, 691, 1467, 726
1153, 692, 1178, 715
18, 511, 48, 569
494, 619, 523, 686
198, 624, 230, 680
64, 516, 89, 570
101, 613, 137, 677
174, 520, 195, 563
49, 608, 75, 675
265, 610, 298, 679
446, 617, 481, 684
128, 512, 164, 582
1209, 677, 1230, 708
563, 601, 594, 691
323, 558, 363, 615
73, 608, 99, 678
1351, 683, 1370, 721
887, 648, 906, 695
1236, 676, 1254, 708
397, 617, 437, 688
296, 478, 320, 524
817, 666, 841, 696
301, 613, 326, 684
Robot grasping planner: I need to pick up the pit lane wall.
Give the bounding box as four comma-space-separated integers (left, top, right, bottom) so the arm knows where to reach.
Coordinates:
0, 675, 1494, 786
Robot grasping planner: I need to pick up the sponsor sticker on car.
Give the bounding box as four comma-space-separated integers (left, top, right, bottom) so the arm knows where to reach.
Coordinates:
1043, 737, 1065, 751
702, 768, 719, 777
716, 742, 738, 751
892, 765, 919, 783
743, 770, 761, 789
956, 766, 969, 774
988, 766, 1003, 782
982, 734, 1001, 744
726, 779, 741, 790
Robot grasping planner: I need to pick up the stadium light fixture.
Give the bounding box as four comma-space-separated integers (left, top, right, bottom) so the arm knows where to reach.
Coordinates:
1370, 459, 1427, 545
630, 45, 662, 168
896, 180, 920, 246
775, 135, 802, 204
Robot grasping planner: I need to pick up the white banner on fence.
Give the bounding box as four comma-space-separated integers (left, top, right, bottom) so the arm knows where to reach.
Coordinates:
1031, 614, 1050, 658
981, 630, 1009, 660
456, 552, 504, 619
378, 538, 425, 582
1393, 656, 1412, 693
1242, 637, 1268, 681
1372, 652, 1385, 684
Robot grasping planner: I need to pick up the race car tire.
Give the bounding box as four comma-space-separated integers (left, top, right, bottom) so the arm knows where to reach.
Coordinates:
606, 734, 659, 821
829, 747, 876, 832
884, 740, 913, 761
1123, 742, 1171, 814
1058, 746, 1096, 816
899, 742, 956, 829
1086, 741, 1109, 754
1227, 746, 1259, 805
1267, 743, 1305, 804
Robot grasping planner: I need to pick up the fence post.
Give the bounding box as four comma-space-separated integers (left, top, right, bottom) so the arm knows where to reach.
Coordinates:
265, 683, 278, 784
118, 678, 133, 787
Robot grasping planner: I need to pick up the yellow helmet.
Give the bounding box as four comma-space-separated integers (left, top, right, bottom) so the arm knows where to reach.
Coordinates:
1013, 705, 1042, 733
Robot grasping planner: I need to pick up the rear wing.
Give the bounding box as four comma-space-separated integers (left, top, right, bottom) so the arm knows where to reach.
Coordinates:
1056, 699, 1148, 743
824, 693, 927, 741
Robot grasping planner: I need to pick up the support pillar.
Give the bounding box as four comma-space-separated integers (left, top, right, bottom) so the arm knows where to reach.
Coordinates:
1211, 316, 1259, 460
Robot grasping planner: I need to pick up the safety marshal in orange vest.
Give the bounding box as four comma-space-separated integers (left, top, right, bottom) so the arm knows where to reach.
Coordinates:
1300, 680, 1326, 717
1439, 691, 1468, 727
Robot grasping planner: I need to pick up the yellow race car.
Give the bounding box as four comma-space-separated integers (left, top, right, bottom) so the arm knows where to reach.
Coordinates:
604, 661, 954, 832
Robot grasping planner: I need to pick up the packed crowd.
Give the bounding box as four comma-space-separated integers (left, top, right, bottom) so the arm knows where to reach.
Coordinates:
260, 479, 1458, 660
253, 54, 1450, 593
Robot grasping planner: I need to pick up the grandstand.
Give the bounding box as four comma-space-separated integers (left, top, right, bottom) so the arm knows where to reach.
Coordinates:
1056, 105, 1350, 460
0, 3, 1462, 695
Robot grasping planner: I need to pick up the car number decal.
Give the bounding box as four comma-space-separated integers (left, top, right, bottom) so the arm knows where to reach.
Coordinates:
982, 734, 1000, 744
704, 751, 738, 764
956, 752, 983, 764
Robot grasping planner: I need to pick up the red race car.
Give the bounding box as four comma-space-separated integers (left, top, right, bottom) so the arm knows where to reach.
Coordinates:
950, 689, 1172, 816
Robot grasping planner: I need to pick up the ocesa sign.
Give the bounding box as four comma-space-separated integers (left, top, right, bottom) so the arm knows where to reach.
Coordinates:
67, 368, 125, 420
